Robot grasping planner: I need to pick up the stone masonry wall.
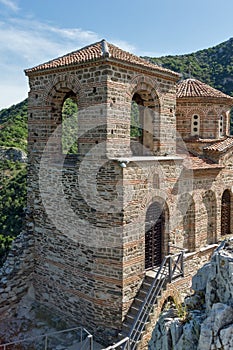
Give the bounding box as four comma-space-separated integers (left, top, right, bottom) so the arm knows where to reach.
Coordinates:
0, 226, 34, 318
26, 57, 178, 343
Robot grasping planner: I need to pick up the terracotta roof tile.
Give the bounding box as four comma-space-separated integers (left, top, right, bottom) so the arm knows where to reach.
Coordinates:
186, 153, 222, 170
204, 137, 233, 152
25, 40, 179, 76
177, 78, 233, 102
177, 147, 222, 170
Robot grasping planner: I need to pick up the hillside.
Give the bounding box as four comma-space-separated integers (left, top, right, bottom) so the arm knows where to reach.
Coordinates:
0, 100, 27, 265
147, 37, 233, 97
0, 99, 27, 152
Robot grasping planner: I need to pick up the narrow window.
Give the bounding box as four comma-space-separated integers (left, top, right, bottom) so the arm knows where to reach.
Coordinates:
62, 97, 78, 154
219, 115, 224, 137
191, 114, 200, 136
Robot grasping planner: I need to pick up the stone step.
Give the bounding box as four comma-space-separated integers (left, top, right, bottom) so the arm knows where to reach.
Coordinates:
134, 296, 145, 307
125, 313, 135, 325
122, 322, 131, 333
118, 330, 129, 339
130, 305, 140, 316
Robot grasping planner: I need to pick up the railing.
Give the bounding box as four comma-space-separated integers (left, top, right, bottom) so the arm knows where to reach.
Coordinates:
125, 251, 184, 350
0, 326, 93, 350
103, 337, 130, 350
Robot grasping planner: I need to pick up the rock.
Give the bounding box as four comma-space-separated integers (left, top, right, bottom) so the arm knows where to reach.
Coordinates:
197, 303, 233, 350
219, 325, 233, 349
0, 147, 27, 162
192, 262, 211, 292
149, 239, 233, 350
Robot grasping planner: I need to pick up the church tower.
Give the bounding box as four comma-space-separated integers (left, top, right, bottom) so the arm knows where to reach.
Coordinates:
25, 40, 179, 341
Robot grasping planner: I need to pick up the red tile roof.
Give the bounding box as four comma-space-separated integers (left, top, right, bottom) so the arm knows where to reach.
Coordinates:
25, 40, 179, 76
204, 137, 233, 152
185, 152, 223, 170
177, 146, 223, 170
177, 78, 233, 102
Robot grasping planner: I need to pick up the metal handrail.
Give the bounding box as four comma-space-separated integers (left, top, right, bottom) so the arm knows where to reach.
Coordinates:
0, 326, 92, 350
125, 252, 184, 350
103, 337, 130, 350
80, 334, 94, 350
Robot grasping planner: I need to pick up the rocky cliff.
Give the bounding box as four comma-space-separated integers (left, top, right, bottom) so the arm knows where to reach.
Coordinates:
149, 239, 233, 350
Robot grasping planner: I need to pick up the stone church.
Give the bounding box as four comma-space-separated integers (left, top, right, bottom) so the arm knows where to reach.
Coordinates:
1, 40, 233, 348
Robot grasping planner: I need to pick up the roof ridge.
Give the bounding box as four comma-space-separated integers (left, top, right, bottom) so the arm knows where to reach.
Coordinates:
25, 40, 180, 76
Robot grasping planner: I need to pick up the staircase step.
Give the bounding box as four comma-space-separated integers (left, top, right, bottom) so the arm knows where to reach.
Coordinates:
130, 305, 140, 315
122, 323, 131, 333
138, 289, 148, 299
126, 313, 135, 324
134, 297, 144, 307
118, 330, 129, 339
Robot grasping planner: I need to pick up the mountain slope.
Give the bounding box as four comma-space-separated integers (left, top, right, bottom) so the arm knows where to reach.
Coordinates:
0, 99, 27, 152
148, 37, 233, 97
0, 100, 27, 265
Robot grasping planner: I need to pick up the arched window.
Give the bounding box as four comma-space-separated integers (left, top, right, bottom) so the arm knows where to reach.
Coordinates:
130, 91, 156, 156
221, 189, 231, 236
145, 201, 164, 268
130, 96, 143, 145
219, 115, 224, 137
62, 96, 78, 154
191, 114, 200, 136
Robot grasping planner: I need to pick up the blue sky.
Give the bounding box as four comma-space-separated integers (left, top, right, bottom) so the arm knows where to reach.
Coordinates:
0, 0, 233, 109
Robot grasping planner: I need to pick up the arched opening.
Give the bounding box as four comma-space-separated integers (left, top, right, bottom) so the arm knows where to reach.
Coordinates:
203, 190, 217, 244
45, 84, 79, 157
219, 114, 225, 138
221, 189, 231, 236
130, 90, 158, 156
230, 108, 233, 135
145, 201, 165, 269
62, 94, 78, 155
191, 114, 200, 136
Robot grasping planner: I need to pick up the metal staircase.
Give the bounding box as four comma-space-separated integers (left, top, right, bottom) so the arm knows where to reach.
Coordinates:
119, 251, 184, 350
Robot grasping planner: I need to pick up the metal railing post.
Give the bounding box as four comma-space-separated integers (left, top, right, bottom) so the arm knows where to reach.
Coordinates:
168, 255, 172, 282
89, 334, 93, 350
81, 328, 83, 343
181, 251, 184, 277
127, 338, 131, 350
44, 335, 48, 350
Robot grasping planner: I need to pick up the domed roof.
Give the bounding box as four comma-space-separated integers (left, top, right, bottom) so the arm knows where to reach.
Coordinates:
177, 78, 233, 103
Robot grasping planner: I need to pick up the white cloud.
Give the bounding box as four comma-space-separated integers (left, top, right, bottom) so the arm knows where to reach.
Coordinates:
0, 0, 19, 12
0, 15, 136, 110
111, 39, 136, 54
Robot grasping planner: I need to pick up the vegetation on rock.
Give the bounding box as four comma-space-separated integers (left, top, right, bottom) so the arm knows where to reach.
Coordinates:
0, 160, 26, 265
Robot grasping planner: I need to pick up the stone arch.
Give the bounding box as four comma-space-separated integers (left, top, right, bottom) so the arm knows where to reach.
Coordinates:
43, 74, 85, 108
221, 189, 231, 236
128, 75, 162, 103
203, 190, 217, 244
178, 193, 195, 252
145, 198, 169, 269
128, 77, 161, 156
41, 76, 84, 156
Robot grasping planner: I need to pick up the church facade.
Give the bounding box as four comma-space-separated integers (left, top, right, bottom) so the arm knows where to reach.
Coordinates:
23, 40, 233, 345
